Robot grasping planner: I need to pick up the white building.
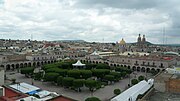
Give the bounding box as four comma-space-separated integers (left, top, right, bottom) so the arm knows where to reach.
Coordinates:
111, 79, 154, 101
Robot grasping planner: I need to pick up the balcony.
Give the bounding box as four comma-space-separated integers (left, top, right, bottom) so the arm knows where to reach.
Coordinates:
159, 66, 165, 68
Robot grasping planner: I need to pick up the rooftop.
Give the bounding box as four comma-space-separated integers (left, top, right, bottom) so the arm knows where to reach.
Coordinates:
49, 95, 77, 101
0, 86, 28, 101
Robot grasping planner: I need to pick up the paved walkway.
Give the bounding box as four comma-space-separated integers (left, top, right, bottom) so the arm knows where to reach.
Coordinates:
5, 71, 152, 101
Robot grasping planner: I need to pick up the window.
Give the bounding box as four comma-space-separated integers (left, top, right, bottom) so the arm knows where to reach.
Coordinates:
143, 61, 145, 65
136, 61, 138, 64
160, 63, 164, 67
148, 62, 150, 65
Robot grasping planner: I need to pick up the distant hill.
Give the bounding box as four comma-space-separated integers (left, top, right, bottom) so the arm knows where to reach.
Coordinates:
156, 44, 180, 47
55, 40, 86, 43
129, 41, 153, 45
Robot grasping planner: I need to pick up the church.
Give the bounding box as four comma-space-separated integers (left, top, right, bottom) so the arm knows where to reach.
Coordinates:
137, 34, 147, 48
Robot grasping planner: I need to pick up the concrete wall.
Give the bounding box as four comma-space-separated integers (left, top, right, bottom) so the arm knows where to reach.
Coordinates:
7, 54, 26, 61
0, 69, 4, 86
0, 56, 8, 63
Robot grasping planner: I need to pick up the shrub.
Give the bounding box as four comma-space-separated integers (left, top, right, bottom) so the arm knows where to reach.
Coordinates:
138, 75, 145, 81
131, 79, 139, 85
114, 89, 121, 95
85, 97, 101, 101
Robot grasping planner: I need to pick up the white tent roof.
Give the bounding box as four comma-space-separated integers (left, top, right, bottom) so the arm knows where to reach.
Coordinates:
90, 51, 99, 55
111, 79, 154, 101
72, 60, 85, 66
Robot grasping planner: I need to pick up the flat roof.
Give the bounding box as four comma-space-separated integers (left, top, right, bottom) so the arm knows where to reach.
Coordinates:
35, 90, 51, 98
9, 82, 40, 94
111, 79, 154, 101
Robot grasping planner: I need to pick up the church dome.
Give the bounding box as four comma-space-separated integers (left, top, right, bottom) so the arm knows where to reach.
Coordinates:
119, 38, 126, 45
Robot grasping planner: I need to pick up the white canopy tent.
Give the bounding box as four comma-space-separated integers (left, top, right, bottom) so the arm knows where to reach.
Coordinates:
72, 60, 86, 68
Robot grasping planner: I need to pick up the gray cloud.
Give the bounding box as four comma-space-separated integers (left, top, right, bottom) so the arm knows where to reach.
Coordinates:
0, 0, 179, 44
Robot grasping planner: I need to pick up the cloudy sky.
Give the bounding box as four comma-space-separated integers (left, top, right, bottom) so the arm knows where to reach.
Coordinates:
0, 0, 180, 44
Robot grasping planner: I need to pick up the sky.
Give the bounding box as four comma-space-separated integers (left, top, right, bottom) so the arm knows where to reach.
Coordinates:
0, 0, 180, 44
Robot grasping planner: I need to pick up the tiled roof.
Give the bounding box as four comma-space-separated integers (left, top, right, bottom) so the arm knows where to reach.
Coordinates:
49, 95, 77, 101
0, 86, 28, 101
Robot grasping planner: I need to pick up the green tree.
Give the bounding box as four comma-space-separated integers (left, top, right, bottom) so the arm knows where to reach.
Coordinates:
57, 76, 63, 86
34, 72, 43, 80
85, 80, 97, 91
138, 75, 145, 81
56, 69, 68, 77
86, 64, 97, 70
67, 70, 81, 79
85, 97, 101, 101
43, 64, 58, 70
121, 71, 127, 78
91, 69, 110, 79
20, 67, 34, 77
115, 67, 132, 74
96, 63, 110, 69
80, 70, 92, 79
115, 67, 125, 72
131, 79, 139, 85
109, 72, 121, 81
150, 70, 158, 75
46, 68, 59, 73
114, 89, 121, 95
62, 77, 74, 87
104, 75, 115, 83
73, 79, 84, 92
44, 73, 59, 82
